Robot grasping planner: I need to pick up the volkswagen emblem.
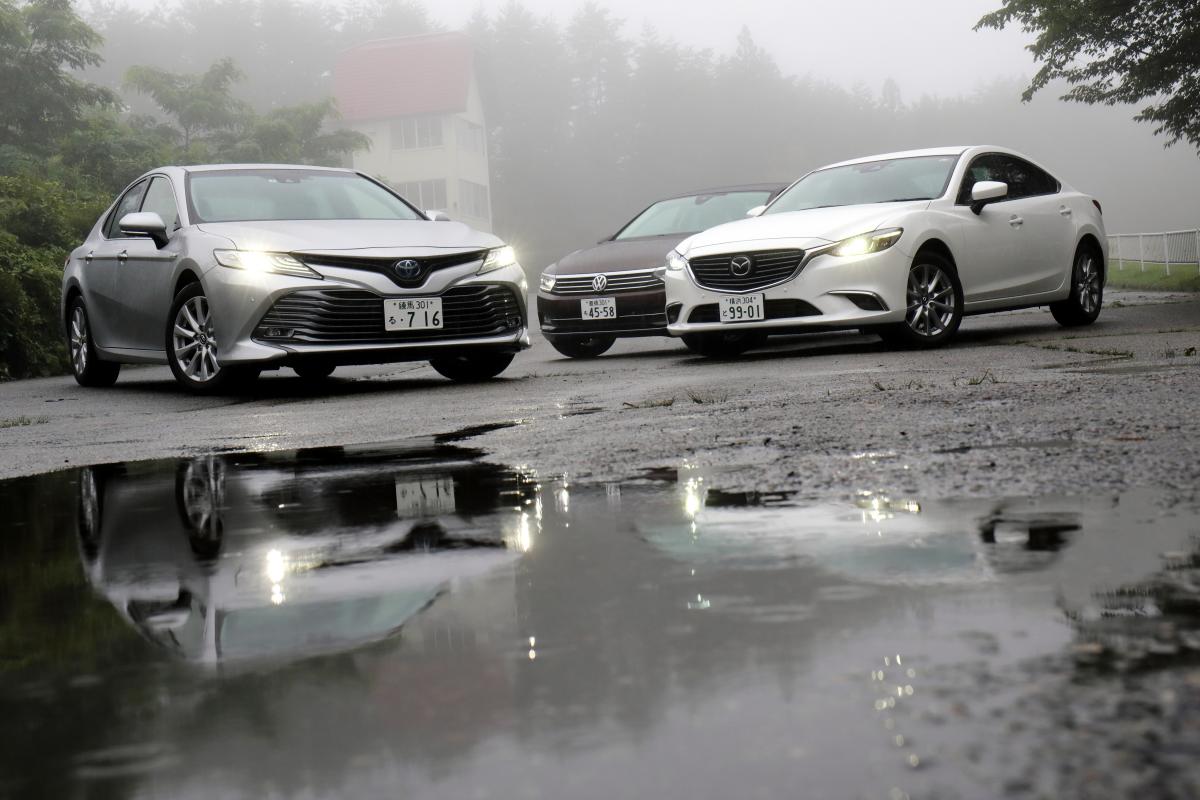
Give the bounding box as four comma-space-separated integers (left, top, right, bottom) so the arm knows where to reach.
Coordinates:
392, 259, 422, 280
592, 274, 608, 292
729, 255, 754, 278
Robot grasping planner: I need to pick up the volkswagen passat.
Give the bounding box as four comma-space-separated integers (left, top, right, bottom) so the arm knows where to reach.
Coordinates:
61, 165, 529, 392
537, 184, 785, 358
662, 146, 1106, 357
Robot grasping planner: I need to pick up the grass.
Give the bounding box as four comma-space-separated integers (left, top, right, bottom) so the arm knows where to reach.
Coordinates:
965, 369, 1000, 386
1107, 260, 1200, 292
685, 388, 729, 405
0, 416, 47, 429
872, 379, 925, 391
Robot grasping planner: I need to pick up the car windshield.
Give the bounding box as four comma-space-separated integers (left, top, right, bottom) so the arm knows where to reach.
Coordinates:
614, 190, 773, 239
766, 155, 960, 214
187, 169, 423, 223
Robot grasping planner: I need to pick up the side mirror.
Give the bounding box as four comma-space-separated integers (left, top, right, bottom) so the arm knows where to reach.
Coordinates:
426, 209, 452, 222
969, 181, 1008, 215
745, 205, 766, 218
119, 211, 169, 248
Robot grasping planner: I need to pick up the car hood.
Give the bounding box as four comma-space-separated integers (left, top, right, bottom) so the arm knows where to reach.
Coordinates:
548, 235, 686, 275
677, 201, 928, 255
194, 219, 503, 257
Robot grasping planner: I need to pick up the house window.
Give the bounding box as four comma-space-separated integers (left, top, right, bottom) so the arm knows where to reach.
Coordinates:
457, 120, 486, 154
390, 117, 444, 150
395, 179, 447, 210
459, 179, 490, 219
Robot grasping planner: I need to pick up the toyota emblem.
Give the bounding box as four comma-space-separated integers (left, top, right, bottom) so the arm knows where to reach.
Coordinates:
729, 255, 754, 277
393, 259, 422, 279
592, 274, 608, 292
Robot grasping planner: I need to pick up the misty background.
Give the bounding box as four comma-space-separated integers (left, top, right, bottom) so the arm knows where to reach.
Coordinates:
77, 0, 1200, 273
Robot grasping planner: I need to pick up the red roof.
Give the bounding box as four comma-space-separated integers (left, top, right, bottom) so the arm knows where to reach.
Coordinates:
335, 33, 474, 122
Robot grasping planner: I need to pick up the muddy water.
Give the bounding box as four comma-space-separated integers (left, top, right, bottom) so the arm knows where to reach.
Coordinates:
0, 443, 1194, 799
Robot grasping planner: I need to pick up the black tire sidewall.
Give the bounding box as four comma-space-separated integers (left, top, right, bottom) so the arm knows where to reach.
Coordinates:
68, 297, 120, 387
166, 282, 252, 394
889, 253, 964, 348
429, 351, 516, 382
546, 334, 615, 359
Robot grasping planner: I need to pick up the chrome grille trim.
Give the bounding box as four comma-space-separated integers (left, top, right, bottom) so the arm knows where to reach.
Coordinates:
550, 269, 664, 295
687, 249, 805, 293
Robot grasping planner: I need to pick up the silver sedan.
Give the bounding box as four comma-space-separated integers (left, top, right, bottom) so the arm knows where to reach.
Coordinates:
61, 165, 529, 392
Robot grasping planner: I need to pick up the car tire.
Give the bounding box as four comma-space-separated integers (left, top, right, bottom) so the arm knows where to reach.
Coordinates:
429, 351, 516, 382
878, 252, 964, 348
1050, 244, 1103, 327
66, 297, 121, 387
681, 331, 764, 358
294, 363, 336, 380
175, 457, 225, 560
166, 282, 258, 394
546, 334, 615, 359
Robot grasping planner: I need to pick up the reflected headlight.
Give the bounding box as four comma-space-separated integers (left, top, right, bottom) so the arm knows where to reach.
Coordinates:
539, 271, 556, 292
666, 250, 688, 271
829, 228, 903, 258
479, 245, 517, 274
213, 250, 322, 279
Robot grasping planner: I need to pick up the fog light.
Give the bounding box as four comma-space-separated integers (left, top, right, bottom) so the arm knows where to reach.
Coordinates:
505, 316, 522, 330
264, 327, 294, 339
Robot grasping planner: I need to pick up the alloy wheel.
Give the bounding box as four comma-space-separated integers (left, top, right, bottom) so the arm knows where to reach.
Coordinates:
69, 306, 89, 376
905, 263, 957, 337
173, 296, 220, 382
1077, 252, 1101, 315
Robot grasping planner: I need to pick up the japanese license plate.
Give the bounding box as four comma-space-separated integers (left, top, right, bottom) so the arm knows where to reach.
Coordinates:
581, 297, 617, 320
718, 293, 765, 323
385, 297, 443, 331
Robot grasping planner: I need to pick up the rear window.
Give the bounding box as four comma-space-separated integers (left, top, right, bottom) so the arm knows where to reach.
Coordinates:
187, 169, 423, 223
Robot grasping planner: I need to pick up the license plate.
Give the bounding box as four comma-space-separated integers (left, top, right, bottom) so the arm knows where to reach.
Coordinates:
719, 293, 765, 323
581, 297, 617, 320
385, 298, 443, 331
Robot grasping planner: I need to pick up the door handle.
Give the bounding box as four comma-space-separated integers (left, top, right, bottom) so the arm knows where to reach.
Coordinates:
84, 250, 94, 263
117, 250, 128, 263
1008, 215, 1024, 228
1059, 206, 1072, 217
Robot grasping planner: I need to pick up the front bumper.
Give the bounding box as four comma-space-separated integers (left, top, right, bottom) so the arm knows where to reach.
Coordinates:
664, 247, 910, 336
206, 262, 530, 366
536, 287, 668, 338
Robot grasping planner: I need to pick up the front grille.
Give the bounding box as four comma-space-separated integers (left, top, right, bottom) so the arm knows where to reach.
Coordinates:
688, 249, 805, 292
299, 250, 487, 289
687, 299, 821, 324
254, 286, 522, 345
550, 271, 663, 295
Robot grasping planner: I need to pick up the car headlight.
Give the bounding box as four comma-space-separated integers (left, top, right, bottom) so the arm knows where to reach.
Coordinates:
829, 228, 903, 258
666, 250, 688, 271
213, 250, 322, 279
479, 245, 517, 274
539, 271, 556, 292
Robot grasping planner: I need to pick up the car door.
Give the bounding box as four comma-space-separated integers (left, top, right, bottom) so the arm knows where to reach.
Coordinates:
86, 180, 149, 349
998, 157, 1074, 297
114, 175, 183, 351
951, 154, 1021, 303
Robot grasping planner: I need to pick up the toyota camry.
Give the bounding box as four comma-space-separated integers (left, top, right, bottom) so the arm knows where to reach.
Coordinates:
662, 146, 1106, 357
61, 165, 529, 392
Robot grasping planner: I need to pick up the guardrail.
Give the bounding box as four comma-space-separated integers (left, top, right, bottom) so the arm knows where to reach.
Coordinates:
1107, 230, 1200, 275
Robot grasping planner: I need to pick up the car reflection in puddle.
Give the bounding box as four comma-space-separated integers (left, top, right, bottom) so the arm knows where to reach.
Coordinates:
77, 444, 539, 666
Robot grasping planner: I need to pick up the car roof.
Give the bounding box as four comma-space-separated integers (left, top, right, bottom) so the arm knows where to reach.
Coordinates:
664, 183, 789, 200
820, 146, 974, 170
177, 163, 357, 174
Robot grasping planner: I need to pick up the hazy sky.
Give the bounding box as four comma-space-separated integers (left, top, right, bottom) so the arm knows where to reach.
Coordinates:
435, 0, 1036, 96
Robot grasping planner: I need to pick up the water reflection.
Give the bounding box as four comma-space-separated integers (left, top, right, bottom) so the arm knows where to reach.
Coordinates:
76, 445, 539, 665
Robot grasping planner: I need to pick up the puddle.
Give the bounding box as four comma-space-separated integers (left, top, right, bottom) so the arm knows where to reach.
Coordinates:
1, 445, 1197, 798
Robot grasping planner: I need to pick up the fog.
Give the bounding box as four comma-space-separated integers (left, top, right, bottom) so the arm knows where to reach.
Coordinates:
82, 0, 1200, 271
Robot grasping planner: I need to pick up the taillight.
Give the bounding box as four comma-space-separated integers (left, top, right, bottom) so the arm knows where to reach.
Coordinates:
1092, 199, 1103, 215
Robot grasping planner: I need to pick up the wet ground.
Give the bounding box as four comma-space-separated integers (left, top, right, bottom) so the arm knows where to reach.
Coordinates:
3, 438, 1200, 799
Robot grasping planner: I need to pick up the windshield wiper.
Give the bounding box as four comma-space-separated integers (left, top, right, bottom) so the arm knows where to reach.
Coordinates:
875, 197, 929, 203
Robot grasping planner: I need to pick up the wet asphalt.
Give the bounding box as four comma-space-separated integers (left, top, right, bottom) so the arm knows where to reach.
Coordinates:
2, 289, 1200, 798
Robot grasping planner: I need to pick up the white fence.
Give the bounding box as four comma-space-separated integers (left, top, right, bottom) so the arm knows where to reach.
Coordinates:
1107, 230, 1200, 274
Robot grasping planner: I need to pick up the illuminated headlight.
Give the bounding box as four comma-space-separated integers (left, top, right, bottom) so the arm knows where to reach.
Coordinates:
830, 228, 903, 258
479, 245, 517, 274
666, 250, 688, 271
213, 250, 322, 279
539, 272, 556, 292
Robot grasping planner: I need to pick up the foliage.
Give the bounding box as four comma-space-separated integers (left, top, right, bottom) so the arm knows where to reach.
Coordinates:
210, 99, 371, 165
976, 0, 1200, 152
124, 57, 249, 155
0, 0, 117, 154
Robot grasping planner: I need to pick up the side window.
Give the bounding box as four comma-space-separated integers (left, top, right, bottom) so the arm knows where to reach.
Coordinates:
140, 176, 181, 233
1005, 157, 1058, 199
956, 155, 1007, 204
103, 180, 148, 239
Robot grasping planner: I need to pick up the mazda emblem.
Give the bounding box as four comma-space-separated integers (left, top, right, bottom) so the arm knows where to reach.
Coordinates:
393, 259, 422, 279
729, 255, 754, 277
592, 274, 608, 292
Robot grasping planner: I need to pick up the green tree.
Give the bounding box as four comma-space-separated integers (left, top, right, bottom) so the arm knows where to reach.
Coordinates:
211, 98, 370, 165
0, 0, 116, 155
124, 57, 248, 156
976, 0, 1200, 152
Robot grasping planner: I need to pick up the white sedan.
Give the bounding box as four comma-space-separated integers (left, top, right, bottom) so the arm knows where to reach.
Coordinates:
662, 146, 1107, 356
